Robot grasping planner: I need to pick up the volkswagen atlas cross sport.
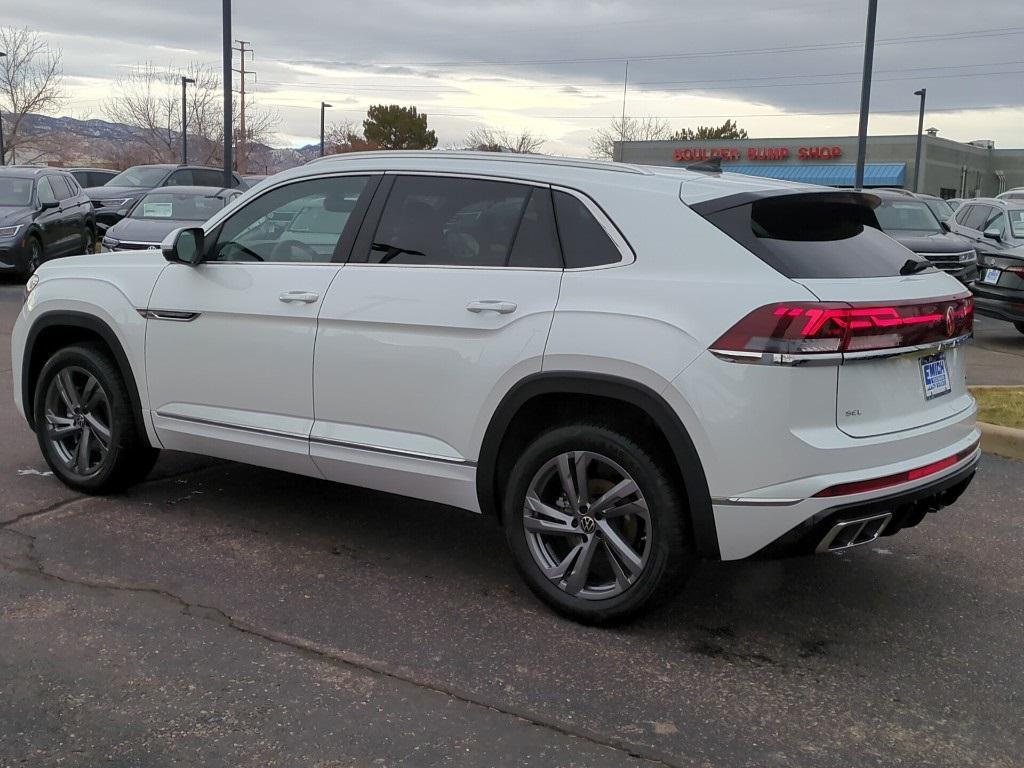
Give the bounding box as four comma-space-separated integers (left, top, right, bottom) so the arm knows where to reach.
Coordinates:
11, 152, 979, 625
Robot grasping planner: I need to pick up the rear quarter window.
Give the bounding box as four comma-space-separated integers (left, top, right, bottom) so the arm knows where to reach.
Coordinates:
699, 193, 918, 279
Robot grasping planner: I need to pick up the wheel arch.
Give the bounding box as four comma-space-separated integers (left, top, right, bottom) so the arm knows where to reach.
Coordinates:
476, 372, 719, 559
22, 311, 149, 447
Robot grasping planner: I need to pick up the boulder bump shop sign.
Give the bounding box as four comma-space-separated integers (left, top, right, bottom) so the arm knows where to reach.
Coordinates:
672, 145, 843, 163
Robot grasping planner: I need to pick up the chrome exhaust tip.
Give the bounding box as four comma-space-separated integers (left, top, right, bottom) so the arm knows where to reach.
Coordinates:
816, 512, 892, 553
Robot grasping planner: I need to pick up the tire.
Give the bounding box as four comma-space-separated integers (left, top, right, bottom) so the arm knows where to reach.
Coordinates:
33, 343, 159, 494
82, 226, 94, 254
1014, 322, 1024, 336
503, 423, 694, 625
21, 235, 43, 279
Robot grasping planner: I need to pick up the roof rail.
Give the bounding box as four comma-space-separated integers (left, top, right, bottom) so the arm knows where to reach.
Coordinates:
304, 150, 653, 176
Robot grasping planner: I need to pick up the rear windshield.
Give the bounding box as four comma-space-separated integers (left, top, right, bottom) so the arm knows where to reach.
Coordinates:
699, 193, 923, 279
874, 200, 942, 234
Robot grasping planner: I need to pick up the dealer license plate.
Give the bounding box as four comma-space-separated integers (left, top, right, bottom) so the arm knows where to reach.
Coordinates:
920, 353, 951, 400
981, 268, 1000, 284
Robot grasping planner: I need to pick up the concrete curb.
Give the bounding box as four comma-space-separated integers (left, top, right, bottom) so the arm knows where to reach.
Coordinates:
978, 422, 1024, 462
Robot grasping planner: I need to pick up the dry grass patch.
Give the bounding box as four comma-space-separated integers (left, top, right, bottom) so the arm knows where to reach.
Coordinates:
970, 387, 1024, 430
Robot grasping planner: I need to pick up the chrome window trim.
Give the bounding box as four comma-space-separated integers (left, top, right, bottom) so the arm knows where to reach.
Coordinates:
551, 184, 635, 270
710, 333, 972, 366
199, 168, 635, 271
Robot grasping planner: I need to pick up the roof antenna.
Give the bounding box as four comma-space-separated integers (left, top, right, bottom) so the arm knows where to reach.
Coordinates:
685, 156, 722, 174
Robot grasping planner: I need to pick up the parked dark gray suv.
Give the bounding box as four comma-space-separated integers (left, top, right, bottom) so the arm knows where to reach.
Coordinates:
0, 166, 96, 279
871, 188, 978, 283
82, 164, 247, 231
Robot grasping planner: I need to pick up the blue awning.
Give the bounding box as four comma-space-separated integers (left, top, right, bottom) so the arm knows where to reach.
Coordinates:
723, 163, 906, 187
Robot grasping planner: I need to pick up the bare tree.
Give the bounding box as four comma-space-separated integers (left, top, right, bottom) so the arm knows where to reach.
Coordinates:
323, 119, 379, 154
463, 126, 545, 154
0, 26, 66, 164
589, 116, 672, 159
102, 61, 278, 167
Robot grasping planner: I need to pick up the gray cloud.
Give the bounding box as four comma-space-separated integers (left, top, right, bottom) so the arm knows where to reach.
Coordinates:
5, 0, 1024, 146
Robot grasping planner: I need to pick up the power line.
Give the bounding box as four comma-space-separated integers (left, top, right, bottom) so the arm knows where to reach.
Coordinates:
262, 25, 1024, 70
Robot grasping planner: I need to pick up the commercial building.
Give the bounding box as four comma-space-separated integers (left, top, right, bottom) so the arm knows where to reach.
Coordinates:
614, 133, 1024, 198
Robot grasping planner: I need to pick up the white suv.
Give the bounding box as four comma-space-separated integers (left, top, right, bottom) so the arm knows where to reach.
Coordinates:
11, 152, 980, 624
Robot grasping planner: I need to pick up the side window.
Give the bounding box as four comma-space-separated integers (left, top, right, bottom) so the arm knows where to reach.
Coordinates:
36, 177, 56, 205
508, 188, 562, 268
49, 175, 73, 200
552, 190, 624, 268
983, 208, 1007, 236
368, 176, 534, 267
193, 169, 223, 187
212, 175, 370, 263
954, 205, 972, 225
963, 205, 990, 231
66, 175, 81, 195
166, 169, 194, 186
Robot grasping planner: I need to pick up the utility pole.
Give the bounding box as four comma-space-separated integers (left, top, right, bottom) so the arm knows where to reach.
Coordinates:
221, 0, 233, 187
912, 88, 927, 193
0, 51, 6, 166
320, 102, 332, 157
181, 76, 195, 164
854, 0, 878, 190
233, 40, 254, 175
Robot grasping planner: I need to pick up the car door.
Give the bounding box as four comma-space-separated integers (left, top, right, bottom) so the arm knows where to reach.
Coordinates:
144, 173, 378, 476
310, 174, 564, 511
32, 177, 64, 259
50, 175, 87, 253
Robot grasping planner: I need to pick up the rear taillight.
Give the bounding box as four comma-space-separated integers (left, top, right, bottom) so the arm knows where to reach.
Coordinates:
712, 294, 972, 356
1004, 265, 1024, 276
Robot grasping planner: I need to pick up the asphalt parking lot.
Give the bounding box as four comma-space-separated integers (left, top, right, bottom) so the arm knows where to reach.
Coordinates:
1, 277, 1023, 767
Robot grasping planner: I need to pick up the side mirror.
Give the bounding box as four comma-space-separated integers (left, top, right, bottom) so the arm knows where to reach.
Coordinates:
38, 199, 59, 211
161, 227, 205, 265
983, 227, 1002, 242
939, 220, 951, 233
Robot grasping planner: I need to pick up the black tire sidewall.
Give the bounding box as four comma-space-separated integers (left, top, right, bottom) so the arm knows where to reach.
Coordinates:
503, 424, 692, 624
33, 345, 138, 493
1015, 321, 1024, 336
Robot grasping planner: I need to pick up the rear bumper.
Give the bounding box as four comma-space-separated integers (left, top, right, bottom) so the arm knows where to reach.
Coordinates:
973, 294, 1024, 323
753, 454, 978, 558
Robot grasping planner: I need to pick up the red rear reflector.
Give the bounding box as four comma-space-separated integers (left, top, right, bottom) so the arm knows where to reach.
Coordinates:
813, 440, 979, 498
712, 294, 973, 356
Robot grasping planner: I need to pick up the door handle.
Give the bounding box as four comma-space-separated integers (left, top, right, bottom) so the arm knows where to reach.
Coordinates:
279, 291, 320, 304
466, 300, 517, 314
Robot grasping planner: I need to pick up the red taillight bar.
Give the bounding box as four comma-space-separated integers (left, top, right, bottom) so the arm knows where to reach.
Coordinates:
813, 439, 980, 498
712, 294, 973, 357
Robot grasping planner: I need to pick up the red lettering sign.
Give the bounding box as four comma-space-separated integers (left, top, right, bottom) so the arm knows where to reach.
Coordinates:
798, 145, 842, 159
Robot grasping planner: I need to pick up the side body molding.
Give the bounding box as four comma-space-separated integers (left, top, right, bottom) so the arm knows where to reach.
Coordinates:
476, 372, 720, 559
21, 310, 152, 449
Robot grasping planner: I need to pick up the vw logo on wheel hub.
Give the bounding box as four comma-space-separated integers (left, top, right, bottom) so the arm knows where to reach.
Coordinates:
579, 515, 597, 534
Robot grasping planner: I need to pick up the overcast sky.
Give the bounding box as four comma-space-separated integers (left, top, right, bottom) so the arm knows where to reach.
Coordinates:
5, 0, 1024, 155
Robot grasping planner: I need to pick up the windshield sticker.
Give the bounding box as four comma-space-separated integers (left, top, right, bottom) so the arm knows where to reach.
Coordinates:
142, 202, 174, 218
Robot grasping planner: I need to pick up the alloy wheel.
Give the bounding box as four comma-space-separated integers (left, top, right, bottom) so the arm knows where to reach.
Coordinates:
28, 239, 42, 274
522, 451, 652, 600
43, 366, 113, 478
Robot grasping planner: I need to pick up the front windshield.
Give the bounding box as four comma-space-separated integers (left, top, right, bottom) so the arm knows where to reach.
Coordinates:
129, 191, 227, 221
924, 198, 954, 223
874, 200, 943, 234
106, 166, 169, 188
1009, 209, 1024, 239
0, 177, 34, 206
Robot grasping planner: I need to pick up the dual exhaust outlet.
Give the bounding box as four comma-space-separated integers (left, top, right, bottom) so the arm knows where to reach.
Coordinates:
816, 512, 892, 553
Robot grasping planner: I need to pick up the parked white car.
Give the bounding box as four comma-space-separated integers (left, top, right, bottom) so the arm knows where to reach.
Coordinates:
12, 152, 980, 623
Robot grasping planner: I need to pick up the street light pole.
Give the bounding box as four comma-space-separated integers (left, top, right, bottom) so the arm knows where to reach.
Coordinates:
0, 52, 7, 167
222, 0, 233, 186
181, 76, 195, 164
854, 0, 878, 190
320, 101, 332, 157
912, 88, 927, 193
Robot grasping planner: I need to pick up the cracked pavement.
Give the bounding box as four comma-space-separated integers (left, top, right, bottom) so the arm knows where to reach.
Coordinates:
2, 279, 1023, 767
